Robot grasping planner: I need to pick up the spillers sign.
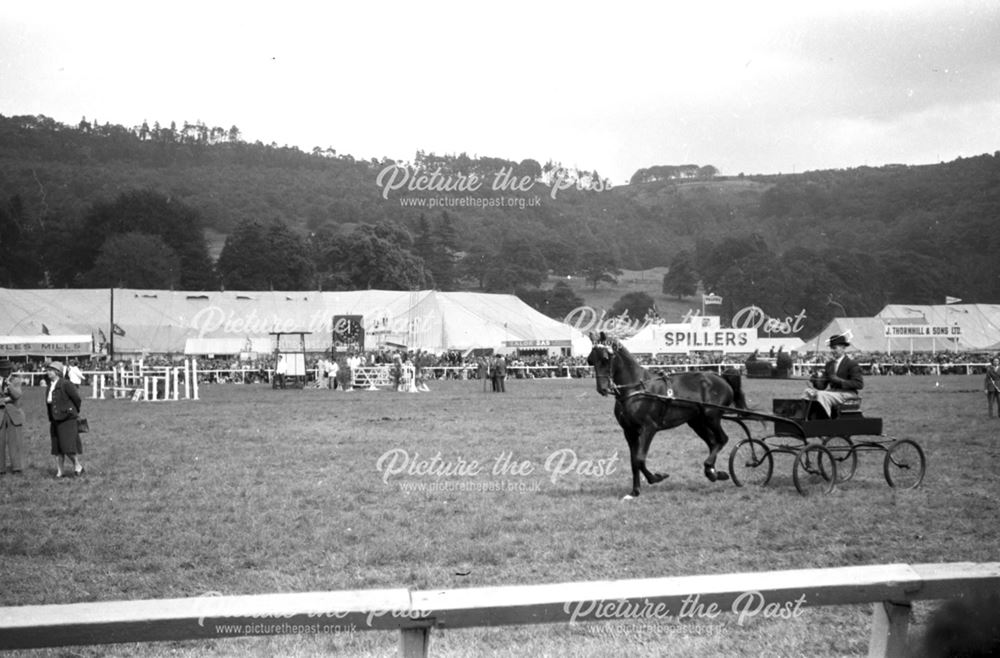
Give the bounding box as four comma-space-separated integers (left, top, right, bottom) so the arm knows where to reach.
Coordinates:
663, 306, 807, 351
565, 304, 806, 354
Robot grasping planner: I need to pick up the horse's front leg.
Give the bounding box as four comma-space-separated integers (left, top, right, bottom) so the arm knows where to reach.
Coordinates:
636, 425, 669, 486
622, 427, 643, 500
626, 426, 668, 498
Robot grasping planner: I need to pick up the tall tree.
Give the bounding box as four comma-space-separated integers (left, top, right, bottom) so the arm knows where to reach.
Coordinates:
63, 189, 215, 289
84, 232, 181, 288
0, 194, 44, 286
317, 223, 430, 290
662, 251, 698, 299
580, 250, 622, 290
609, 291, 656, 320
430, 211, 460, 290
217, 217, 314, 289
482, 235, 547, 293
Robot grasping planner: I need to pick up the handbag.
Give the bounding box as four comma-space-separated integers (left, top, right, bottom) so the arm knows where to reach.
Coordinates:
77, 417, 90, 433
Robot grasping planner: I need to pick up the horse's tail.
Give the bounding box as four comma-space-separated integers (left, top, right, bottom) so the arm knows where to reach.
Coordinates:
722, 369, 747, 410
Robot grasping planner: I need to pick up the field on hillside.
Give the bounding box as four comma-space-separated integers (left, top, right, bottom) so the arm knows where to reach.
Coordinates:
1, 374, 997, 657
557, 267, 699, 321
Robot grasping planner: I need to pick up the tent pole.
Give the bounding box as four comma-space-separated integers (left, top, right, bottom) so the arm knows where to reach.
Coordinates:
109, 288, 115, 362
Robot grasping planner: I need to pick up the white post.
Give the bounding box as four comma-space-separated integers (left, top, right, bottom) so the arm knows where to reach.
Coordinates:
173, 368, 180, 401
399, 627, 430, 658
184, 360, 192, 400
143, 376, 150, 401
192, 359, 200, 400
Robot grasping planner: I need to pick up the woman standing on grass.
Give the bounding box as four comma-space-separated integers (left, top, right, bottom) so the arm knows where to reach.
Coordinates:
45, 361, 84, 478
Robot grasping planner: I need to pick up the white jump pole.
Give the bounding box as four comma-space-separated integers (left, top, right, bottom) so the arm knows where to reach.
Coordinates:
173, 367, 180, 401
184, 359, 191, 400
143, 376, 150, 401
192, 359, 200, 400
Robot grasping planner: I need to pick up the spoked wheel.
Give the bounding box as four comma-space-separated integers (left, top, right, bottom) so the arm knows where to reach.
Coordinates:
793, 444, 837, 496
884, 439, 926, 489
728, 438, 773, 487
821, 436, 857, 483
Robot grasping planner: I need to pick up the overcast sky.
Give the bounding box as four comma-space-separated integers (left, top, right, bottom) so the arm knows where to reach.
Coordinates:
1, 0, 998, 184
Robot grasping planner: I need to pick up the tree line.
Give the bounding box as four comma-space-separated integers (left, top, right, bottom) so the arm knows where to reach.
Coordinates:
1, 113, 999, 327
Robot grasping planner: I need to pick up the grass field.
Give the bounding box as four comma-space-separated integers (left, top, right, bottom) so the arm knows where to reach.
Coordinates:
1, 373, 998, 657
557, 267, 698, 322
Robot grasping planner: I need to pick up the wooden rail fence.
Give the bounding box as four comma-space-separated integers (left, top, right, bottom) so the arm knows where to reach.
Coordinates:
1, 562, 997, 657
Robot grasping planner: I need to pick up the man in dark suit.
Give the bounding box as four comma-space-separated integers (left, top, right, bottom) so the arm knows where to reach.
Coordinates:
0, 359, 26, 474
494, 355, 507, 393
803, 334, 863, 417
45, 361, 84, 478
985, 357, 1000, 417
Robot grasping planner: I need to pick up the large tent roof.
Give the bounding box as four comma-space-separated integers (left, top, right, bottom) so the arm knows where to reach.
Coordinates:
802, 304, 1000, 353
877, 304, 1000, 350
0, 288, 589, 356
801, 318, 902, 353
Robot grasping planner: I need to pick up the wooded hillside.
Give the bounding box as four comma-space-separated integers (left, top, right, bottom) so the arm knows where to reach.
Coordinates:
1, 113, 997, 335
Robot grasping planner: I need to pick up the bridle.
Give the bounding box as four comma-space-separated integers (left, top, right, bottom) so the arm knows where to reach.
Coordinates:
592, 343, 646, 399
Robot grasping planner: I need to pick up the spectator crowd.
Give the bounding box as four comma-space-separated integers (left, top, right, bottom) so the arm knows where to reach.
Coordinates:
3, 348, 997, 388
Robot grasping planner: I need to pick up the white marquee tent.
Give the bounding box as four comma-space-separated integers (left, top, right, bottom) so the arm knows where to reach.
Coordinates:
802, 304, 1000, 354
0, 288, 590, 357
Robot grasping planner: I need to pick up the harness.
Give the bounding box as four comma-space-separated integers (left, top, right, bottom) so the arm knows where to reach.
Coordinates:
596, 347, 673, 401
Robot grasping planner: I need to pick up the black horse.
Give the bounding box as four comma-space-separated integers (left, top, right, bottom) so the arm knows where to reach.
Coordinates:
586, 333, 746, 499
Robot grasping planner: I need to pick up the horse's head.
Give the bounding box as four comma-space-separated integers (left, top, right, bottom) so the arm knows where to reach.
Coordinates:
586, 332, 618, 396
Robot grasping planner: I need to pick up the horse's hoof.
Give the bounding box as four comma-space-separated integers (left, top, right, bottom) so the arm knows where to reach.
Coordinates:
622, 493, 637, 501
715, 471, 730, 481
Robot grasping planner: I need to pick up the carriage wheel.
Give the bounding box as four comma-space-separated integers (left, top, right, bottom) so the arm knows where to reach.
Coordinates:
793, 445, 836, 496
728, 439, 773, 487
883, 439, 926, 489
821, 436, 857, 483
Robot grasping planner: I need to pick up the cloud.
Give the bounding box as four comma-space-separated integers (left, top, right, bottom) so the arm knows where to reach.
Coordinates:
1, 0, 997, 182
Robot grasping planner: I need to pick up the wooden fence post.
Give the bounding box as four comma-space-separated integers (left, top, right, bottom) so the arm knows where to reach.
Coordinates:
398, 626, 430, 658
868, 600, 911, 658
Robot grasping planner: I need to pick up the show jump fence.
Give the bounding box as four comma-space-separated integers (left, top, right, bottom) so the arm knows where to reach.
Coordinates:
1, 562, 996, 657
90, 360, 200, 402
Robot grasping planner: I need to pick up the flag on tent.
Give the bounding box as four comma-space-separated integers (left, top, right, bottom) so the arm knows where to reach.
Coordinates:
98, 329, 108, 344
112, 323, 126, 337
945, 296, 962, 304
41, 324, 50, 335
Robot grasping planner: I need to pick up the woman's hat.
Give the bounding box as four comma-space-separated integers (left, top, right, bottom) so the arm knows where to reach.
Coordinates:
44, 361, 65, 372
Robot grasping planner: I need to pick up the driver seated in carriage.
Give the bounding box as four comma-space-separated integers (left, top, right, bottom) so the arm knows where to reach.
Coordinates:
801, 333, 864, 418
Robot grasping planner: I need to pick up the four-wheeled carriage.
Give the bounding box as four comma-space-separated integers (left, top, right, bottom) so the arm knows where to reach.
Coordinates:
726, 397, 926, 495
585, 334, 925, 498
